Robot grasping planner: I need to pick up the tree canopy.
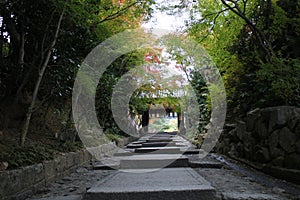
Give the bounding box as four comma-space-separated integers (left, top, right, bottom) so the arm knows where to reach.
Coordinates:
0, 0, 299, 148
0, 0, 155, 145
184, 0, 300, 115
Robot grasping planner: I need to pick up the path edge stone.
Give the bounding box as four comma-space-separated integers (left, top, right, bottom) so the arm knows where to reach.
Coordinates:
0, 137, 132, 200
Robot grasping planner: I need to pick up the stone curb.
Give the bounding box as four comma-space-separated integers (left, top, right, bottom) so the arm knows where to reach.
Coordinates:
0, 149, 92, 200
227, 155, 300, 184
0, 137, 132, 200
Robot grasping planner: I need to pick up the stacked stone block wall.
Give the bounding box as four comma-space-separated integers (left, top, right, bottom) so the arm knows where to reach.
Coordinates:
217, 106, 300, 170
0, 137, 131, 199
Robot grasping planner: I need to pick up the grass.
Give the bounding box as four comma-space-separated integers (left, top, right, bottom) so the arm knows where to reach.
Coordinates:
0, 135, 83, 169
0, 127, 124, 170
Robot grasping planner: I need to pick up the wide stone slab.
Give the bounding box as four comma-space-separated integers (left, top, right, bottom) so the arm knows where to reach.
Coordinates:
151, 134, 175, 138
134, 147, 181, 154
131, 141, 146, 144
182, 149, 204, 154
147, 137, 173, 141
149, 135, 174, 138
146, 139, 173, 142
84, 168, 216, 200
126, 144, 143, 149
93, 163, 119, 170
36, 195, 82, 200
189, 160, 223, 169
141, 142, 176, 147
114, 152, 134, 156
175, 142, 190, 147
119, 154, 189, 169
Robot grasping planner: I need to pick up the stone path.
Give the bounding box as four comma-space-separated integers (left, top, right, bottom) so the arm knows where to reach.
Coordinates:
84, 132, 216, 200
85, 168, 216, 200
29, 132, 300, 200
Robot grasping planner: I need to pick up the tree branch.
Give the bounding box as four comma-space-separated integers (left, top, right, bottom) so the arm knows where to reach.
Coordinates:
242, 0, 247, 14
196, 8, 230, 43
99, 1, 140, 24
20, 9, 65, 146
15, 10, 56, 100
220, 0, 276, 61
200, 8, 230, 22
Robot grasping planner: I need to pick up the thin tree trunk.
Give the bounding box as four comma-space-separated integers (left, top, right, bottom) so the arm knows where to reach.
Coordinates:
20, 10, 64, 146
0, 21, 3, 59
1, 29, 25, 134
220, 0, 276, 61
14, 31, 25, 100
16, 11, 55, 101
18, 31, 25, 70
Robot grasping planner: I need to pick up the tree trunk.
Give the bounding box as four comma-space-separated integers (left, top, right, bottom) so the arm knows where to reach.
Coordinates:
20, 10, 64, 146
177, 112, 181, 129
220, 0, 276, 61
1, 27, 25, 135
0, 21, 3, 59
141, 109, 149, 133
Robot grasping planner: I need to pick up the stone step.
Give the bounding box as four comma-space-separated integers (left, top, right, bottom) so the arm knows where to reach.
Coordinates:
92, 164, 119, 170
114, 152, 133, 156
118, 154, 189, 169
147, 137, 173, 141
141, 142, 176, 147
183, 149, 204, 155
126, 144, 143, 149
146, 139, 173, 142
151, 134, 175, 138
84, 168, 217, 200
114, 148, 187, 156
189, 161, 223, 169
134, 147, 181, 154
35, 195, 82, 200
92, 158, 120, 170
175, 142, 190, 147
131, 141, 146, 144
172, 139, 187, 142
149, 135, 174, 138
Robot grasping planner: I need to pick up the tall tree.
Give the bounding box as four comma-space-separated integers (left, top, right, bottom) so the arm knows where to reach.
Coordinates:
0, 0, 155, 144
185, 0, 300, 114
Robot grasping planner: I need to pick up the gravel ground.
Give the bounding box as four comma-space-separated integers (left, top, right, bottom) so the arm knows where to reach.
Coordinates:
28, 154, 300, 200
28, 164, 114, 200
195, 154, 300, 200
196, 168, 293, 199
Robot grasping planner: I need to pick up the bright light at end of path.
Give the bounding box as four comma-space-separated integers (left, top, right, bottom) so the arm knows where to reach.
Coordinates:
72, 28, 227, 172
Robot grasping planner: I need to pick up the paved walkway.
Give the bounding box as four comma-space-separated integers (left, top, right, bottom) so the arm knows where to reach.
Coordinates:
29, 132, 300, 200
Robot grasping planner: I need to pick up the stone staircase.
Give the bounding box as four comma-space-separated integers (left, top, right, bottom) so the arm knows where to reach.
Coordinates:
30, 132, 300, 200
84, 132, 219, 200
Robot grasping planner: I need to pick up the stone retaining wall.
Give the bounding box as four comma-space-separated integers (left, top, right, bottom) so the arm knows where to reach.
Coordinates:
0, 137, 132, 200
86, 137, 135, 160
216, 106, 300, 170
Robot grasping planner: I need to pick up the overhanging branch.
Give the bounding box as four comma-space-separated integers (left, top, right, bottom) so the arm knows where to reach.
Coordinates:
220, 0, 276, 61
99, 1, 140, 24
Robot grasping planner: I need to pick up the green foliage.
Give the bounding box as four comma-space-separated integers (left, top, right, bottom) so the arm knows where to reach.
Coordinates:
104, 127, 124, 143
149, 118, 177, 132
95, 51, 147, 131
0, 136, 84, 169
12, 142, 82, 169
186, 0, 300, 117
0, 142, 54, 169
256, 58, 300, 106
54, 141, 83, 153
0, 0, 156, 167
0, 0, 155, 145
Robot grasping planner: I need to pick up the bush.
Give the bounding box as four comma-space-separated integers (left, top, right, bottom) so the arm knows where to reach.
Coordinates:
0, 142, 54, 169
256, 58, 300, 107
